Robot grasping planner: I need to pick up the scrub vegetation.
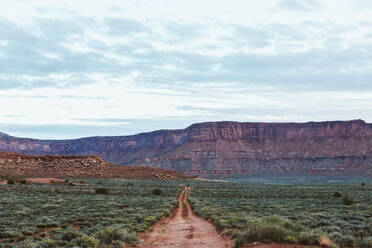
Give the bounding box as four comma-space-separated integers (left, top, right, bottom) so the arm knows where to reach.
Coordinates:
1, 178, 372, 247
0, 179, 181, 248
188, 182, 372, 247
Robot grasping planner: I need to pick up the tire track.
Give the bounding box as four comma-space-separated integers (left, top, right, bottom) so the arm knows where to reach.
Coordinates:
137, 187, 234, 248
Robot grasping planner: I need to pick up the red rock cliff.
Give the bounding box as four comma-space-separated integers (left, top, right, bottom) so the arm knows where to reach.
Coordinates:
1, 120, 371, 177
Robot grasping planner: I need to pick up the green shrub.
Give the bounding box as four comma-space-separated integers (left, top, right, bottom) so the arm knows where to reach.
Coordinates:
40, 238, 55, 248
7, 178, 15, 185
284, 235, 297, 244
22, 230, 35, 236
20, 179, 27, 184
298, 231, 320, 245
234, 216, 306, 246
95, 227, 137, 245
259, 225, 288, 243
152, 188, 162, 196
62, 228, 81, 241
334, 192, 342, 197
0, 230, 19, 239
16, 239, 41, 248
72, 235, 100, 248
95, 188, 108, 194
36, 223, 48, 228
360, 237, 372, 248
339, 235, 356, 247
342, 195, 355, 205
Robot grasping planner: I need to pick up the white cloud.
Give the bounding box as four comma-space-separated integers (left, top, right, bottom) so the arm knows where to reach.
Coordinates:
0, 0, 371, 138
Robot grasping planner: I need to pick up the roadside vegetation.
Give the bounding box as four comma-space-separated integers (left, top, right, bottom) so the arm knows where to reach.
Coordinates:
188, 182, 372, 247
0, 179, 181, 247
1, 178, 372, 247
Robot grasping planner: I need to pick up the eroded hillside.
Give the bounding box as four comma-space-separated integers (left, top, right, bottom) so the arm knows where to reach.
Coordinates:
0, 152, 185, 179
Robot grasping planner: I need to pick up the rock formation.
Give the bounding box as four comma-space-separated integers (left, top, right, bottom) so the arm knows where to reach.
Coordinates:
1, 120, 372, 178
0, 152, 185, 179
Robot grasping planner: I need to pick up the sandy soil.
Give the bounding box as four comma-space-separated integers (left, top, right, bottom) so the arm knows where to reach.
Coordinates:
25, 178, 65, 184
137, 187, 234, 248
0, 180, 7, 185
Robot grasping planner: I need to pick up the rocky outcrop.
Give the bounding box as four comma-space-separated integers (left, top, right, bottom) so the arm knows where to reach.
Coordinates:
0, 152, 185, 179
1, 120, 372, 178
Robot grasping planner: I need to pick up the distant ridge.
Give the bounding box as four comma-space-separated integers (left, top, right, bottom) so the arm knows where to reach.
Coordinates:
0, 152, 186, 179
0, 132, 9, 137
1, 120, 372, 178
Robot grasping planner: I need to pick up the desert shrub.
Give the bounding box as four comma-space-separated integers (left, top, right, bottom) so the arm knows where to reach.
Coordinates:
36, 223, 48, 228
284, 235, 297, 244
40, 238, 56, 248
234, 215, 306, 246
7, 178, 15, 185
62, 228, 81, 241
152, 188, 162, 196
339, 235, 356, 247
71, 235, 100, 248
95, 188, 108, 194
68, 182, 75, 186
20, 179, 27, 184
21, 229, 36, 236
108, 240, 124, 248
298, 231, 321, 245
16, 239, 41, 248
334, 192, 342, 197
319, 236, 334, 247
0, 230, 19, 239
134, 213, 145, 223
95, 227, 137, 245
259, 225, 288, 242
360, 237, 372, 248
342, 195, 355, 205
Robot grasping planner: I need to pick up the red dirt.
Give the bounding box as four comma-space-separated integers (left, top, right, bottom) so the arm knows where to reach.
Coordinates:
0, 180, 6, 185
25, 178, 65, 184
69, 223, 80, 231
42, 227, 54, 239
136, 187, 234, 248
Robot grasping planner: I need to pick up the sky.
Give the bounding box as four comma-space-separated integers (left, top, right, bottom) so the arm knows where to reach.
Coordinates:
1, 0, 372, 139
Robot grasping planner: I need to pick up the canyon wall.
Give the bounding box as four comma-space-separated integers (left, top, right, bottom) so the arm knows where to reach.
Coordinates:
1, 120, 372, 177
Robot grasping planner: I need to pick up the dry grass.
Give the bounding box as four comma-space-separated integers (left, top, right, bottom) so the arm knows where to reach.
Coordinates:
319, 236, 334, 247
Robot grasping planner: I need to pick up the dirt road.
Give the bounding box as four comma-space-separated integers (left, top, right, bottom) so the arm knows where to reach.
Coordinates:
137, 187, 234, 248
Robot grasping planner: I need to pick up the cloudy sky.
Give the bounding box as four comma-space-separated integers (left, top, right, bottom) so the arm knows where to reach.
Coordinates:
1, 0, 372, 139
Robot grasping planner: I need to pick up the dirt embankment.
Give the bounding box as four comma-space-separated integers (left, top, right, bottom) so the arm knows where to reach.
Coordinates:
137, 187, 234, 248
0, 152, 187, 179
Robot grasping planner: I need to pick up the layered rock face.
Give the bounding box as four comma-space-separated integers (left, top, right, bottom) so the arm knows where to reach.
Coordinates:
1, 120, 372, 178
0, 152, 185, 179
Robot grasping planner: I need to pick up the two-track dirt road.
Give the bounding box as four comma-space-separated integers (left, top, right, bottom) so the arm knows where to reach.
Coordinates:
137, 187, 234, 248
